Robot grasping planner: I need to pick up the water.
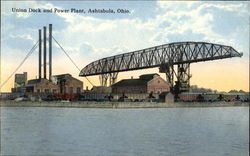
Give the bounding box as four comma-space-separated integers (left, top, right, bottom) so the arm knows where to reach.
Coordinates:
1, 106, 249, 156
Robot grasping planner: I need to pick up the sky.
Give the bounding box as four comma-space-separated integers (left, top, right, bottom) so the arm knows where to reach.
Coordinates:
1, 1, 249, 92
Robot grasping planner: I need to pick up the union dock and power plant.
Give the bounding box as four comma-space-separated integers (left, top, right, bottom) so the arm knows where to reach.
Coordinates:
0, 24, 249, 107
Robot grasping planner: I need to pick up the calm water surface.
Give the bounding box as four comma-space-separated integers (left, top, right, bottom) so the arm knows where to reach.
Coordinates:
0, 106, 249, 156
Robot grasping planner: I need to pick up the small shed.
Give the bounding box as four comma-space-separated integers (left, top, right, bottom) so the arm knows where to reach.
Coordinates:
159, 92, 174, 103
165, 92, 174, 103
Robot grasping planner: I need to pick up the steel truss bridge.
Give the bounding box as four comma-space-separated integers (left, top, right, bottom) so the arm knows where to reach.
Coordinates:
79, 41, 242, 93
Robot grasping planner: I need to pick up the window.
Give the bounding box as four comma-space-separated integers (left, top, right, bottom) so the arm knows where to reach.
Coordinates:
69, 87, 73, 93
37, 89, 40, 93
77, 87, 81, 93
52, 89, 57, 93
158, 80, 160, 83
45, 89, 50, 93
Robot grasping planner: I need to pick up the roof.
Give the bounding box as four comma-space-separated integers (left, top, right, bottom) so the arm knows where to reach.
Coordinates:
112, 79, 148, 87
52, 74, 82, 84
52, 73, 72, 79
112, 73, 161, 87
139, 73, 159, 80
27, 79, 42, 86
15, 74, 25, 77
26, 78, 49, 86
90, 86, 111, 93
159, 91, 171, 96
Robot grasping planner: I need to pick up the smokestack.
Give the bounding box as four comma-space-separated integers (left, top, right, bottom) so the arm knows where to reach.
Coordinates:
49, 24, 52, 80
43, 26, 47, 79
38, 29, 42, 79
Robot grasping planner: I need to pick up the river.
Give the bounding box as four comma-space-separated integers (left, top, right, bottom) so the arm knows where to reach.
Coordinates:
0, 106, 249, 156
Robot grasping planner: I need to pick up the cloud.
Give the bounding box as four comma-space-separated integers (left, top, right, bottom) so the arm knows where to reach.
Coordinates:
1, 1, 249, 91
79, 42, 93, 54
3, 35, 35, 51
2, 1, 36, 18
47, 1, 248, 74
69, 19, 117, 33
157, 1, 200, 9
147, 1, 248, 52
196, 3, 248, 16
9, 34, 33, 41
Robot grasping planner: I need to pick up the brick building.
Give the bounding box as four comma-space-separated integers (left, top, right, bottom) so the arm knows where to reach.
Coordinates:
26, 78, 59, 93
12, 73, 83, 94
111, 73, 170, 94
52, 74, 83, 94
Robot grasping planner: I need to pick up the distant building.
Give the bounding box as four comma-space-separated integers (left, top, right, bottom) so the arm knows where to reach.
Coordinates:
89, 86, 111, 94
14, 72, 27, 88
52, 74, 83, 94
111, 73, 170, 94
26, 78, 59, 93
11, 86, 26, 93
12, 73, 83, 94
11, 72, 28, 92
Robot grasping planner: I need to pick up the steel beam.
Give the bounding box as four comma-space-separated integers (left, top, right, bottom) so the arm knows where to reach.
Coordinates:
38, 29, 42, 79
49, 24, 52, 81
80, 42, 242, 77
99, 72, 119, 86
43, 26, 47, 79
80, 42, 242, 91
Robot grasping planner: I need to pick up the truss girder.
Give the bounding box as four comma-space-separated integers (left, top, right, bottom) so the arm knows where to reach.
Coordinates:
80, 42, 242, 76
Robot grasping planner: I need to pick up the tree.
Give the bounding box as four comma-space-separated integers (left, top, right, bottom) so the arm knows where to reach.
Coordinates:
238, 90, 246, 93
228, 90, 238, 93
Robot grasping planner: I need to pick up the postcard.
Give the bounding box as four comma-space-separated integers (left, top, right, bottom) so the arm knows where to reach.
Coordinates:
1, 1, 249, 156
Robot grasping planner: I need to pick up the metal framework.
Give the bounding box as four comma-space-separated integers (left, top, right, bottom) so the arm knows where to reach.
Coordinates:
79, 41, 242, 92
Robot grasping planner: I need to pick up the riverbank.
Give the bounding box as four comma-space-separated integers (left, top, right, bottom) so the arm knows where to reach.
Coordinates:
0, 100, 248, 108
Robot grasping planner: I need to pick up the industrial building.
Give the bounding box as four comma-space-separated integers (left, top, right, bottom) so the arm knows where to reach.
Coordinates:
111, 73, 170, 94
6, 24, 247, 103
11, 72, 28, 92
12, 74, 83, 94
11, 24, 83, 98
52, 74, 83, 94
25, 78, 59, 93
14, 72, 27, 88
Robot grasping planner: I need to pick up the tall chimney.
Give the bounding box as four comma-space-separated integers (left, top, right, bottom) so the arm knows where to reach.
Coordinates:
43, 26, 47, 79
38, 29, 42, 79
49, 24, 52, 80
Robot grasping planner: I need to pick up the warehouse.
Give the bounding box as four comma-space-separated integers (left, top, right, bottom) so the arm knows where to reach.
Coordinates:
111, 73, 170, 94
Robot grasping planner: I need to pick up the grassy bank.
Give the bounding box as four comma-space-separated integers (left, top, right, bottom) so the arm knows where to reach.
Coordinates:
0, 100, 248, 108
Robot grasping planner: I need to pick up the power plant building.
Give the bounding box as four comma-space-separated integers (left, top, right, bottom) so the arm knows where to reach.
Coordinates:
25, 78, 59, 93
11, 24, 83, 95
12, 74, 83, 94
52, 74, 83, 94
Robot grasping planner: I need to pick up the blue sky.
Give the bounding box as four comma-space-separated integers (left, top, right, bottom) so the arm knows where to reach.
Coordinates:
1, 1, 249, 92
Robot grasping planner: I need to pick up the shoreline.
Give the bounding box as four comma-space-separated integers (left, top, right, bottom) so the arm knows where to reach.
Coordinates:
0, 100, 249, 108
